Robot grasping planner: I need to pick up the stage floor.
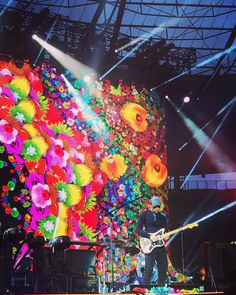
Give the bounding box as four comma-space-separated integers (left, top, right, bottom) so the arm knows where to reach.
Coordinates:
23, 292, 224, 295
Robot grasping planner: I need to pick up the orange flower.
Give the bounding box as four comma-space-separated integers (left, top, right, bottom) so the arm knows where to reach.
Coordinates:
120, 102, 147, 132
100, 154, 127, 181
142, 155, 167, 187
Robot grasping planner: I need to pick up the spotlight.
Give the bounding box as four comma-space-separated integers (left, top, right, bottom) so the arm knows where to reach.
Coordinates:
165, 95, 169, 99
32, 34, 37, 40
84, 75, 91, 83
183, 96, 190, 103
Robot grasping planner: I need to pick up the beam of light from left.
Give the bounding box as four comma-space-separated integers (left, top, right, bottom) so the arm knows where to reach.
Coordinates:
166, 200, 236, 246
99, 16, 183, 80
0, 0, 13, 16
32, 34, 97, 81
34, 16, 59, 65
151, 42, 236, 91
61, 74, 110, 139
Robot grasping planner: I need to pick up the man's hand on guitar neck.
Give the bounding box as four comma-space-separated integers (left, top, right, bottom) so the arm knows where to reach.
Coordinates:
150, 233, 161, 242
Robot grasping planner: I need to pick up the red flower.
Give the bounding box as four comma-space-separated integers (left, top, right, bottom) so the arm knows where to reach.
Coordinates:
3, 123, 13, 133
54, 145, 64, 157
42, 190, 50, 201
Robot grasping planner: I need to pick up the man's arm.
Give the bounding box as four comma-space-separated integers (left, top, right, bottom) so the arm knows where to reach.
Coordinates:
135, 212, 150, 238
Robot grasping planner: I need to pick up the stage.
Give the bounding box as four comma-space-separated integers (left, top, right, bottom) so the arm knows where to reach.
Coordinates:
23, 292, 224, 295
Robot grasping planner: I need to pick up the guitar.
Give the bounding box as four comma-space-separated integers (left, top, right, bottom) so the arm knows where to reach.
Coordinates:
140, 223, 198, 254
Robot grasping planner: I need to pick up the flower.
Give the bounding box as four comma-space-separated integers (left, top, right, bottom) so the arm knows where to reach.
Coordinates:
120, 102, 147, 132
38, 215, 56, 239
21, 139, 42, 161
5, 136, 23, 155
31, 183, 51, 208
142, 155, 168, 187
47, 139, 69, 168
0, 119, 18, 144
100, 154, 127, 181
71, 163, 93, 186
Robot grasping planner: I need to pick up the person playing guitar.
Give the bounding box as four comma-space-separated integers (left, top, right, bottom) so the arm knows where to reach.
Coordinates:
136, 196, 168, 285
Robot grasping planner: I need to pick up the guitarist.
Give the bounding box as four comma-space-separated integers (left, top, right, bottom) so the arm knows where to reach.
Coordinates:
136, 196, 168, 285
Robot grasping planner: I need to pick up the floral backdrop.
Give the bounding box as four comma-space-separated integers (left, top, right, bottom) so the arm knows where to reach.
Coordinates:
0, 58, 185, 282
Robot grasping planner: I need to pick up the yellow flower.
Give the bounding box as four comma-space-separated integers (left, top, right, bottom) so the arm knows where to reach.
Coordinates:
120, 102, 147, 132
100, 154, 127, 181
67, 184, 83, 206
23, 124, 38, 138
142, 155, 168, 187
17, 101, 36, 120
74, 164, 93, 186
10, 77, 30, 96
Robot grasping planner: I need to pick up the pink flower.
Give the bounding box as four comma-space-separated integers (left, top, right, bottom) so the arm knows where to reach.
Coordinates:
0, 119, 18, 144
31, 183, 51, 208
47, 139, 69, 168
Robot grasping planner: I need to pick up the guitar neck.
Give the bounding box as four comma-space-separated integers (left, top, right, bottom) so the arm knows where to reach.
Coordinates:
161, 225, 191, 239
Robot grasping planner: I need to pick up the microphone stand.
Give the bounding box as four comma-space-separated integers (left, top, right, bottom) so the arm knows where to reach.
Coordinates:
97, 198, 141, 293
180, 230, 185, 275
106, 200, 139, 293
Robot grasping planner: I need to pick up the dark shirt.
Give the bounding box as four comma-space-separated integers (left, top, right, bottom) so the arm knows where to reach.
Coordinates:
136, 210, 168, 238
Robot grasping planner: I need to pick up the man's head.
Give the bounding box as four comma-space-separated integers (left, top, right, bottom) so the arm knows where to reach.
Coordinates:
150, 196, 162, 212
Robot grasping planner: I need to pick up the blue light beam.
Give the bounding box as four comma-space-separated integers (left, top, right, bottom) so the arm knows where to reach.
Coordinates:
151, 43, 236, 91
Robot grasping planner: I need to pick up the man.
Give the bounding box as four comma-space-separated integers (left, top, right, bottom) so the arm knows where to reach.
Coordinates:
136, 196, 168, 285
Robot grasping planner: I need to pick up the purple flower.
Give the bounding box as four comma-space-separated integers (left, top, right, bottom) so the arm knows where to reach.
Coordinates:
25, 173, 44, 190
5, 136, 23, 154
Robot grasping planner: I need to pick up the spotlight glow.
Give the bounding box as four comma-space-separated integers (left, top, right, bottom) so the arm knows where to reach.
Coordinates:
32, 34, 97, 81
183, 96, 190, 103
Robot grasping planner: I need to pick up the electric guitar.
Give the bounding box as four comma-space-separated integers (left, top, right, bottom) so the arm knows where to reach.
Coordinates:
140, 223, 198, 254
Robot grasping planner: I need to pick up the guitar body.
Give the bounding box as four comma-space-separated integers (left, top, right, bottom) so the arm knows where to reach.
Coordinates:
140, 228, 165, 254
139, 223, 198, 254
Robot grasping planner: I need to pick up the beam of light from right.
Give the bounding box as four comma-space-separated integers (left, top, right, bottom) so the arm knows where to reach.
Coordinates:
179, 96, 236, 151
180, 105, 234, 189
151, 42, 236, 91
194, 201, 236, 224
166, 200, 236, 246
165, 96, 235, 189
32, 34, 97, 81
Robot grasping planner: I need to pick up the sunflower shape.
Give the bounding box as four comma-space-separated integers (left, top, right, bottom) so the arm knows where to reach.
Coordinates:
10, 77, 30, 99
54, 182, 83, 207
21, 137, 48, 161
100, 154, 127, 181
10, 101, 36, 123
142, 155, 168, 187
38, 215, 56, 239
72, 163, 93, 187
120, 102, 147, 132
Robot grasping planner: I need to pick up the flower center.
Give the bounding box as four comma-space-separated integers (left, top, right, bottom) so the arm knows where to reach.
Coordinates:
3, 124, 13, 133
54, 145, 64, 157
136, 113, 142, 122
